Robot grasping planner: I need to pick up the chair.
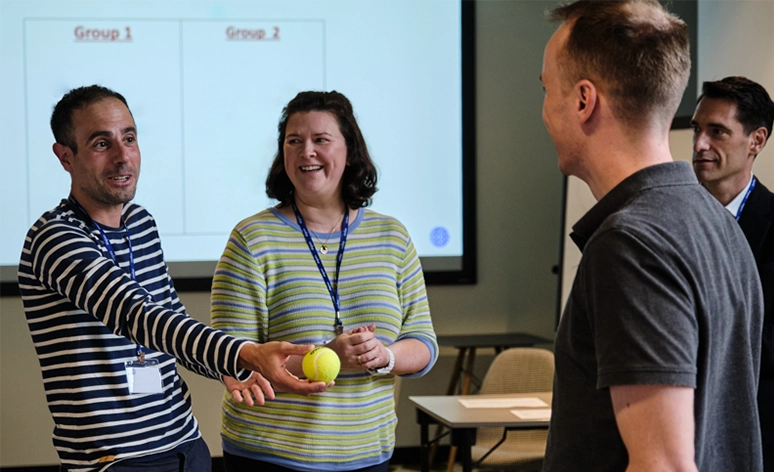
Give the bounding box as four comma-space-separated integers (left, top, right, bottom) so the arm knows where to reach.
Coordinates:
471, 347, 555, 472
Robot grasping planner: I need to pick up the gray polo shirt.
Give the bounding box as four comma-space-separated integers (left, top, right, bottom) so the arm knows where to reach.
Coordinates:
545, 161, 763, 471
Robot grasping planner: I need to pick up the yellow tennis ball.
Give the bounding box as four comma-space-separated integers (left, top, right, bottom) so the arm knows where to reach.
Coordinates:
302, 347, 340, 383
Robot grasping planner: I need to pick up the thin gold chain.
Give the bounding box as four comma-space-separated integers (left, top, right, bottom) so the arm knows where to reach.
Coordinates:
310, 213, 344, 252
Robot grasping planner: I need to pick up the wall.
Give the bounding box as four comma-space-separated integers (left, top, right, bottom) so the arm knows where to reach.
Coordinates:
697, 0, 774, 181
2, 0, 772, 467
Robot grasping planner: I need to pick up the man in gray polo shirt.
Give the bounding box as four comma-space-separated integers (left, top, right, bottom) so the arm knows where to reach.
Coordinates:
539, 0, 764, 470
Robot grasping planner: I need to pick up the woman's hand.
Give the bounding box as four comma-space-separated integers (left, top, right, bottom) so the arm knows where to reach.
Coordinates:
328, 324, 390, 371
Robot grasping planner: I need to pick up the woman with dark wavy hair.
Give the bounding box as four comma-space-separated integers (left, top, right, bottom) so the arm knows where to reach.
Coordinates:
211, 91, 438, 472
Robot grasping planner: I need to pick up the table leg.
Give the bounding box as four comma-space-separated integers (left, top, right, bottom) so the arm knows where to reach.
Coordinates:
449, 428, 475, 472
420, 418, 430, 472
458, 429, 474, 472
446, 348, 477, 472
429, 347, 467, 466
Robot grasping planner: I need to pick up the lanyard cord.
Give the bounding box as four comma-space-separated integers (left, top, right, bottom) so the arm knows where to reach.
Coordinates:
68, 196, 143, 362
736, 176, 757, 222
291, 201, 349, 335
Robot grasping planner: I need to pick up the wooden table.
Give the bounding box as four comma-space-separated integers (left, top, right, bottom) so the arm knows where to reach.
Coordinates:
410, 392, 552, 472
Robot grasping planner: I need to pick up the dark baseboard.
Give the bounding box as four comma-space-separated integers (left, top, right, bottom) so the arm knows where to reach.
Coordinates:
391, 445, 455, 471
391, 445, 451, 466
0, 446, 451, 472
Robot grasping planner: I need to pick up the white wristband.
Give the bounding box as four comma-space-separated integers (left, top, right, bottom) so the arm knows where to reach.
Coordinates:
368, 347, 395, 375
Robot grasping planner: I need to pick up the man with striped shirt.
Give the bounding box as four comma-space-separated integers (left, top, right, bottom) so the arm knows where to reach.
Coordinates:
18, 85, 328, 472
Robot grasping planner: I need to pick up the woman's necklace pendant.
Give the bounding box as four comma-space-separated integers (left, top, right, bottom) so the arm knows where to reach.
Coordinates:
320, 244, 329, 255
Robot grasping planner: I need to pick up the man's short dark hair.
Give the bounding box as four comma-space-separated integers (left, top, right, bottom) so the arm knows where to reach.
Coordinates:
50, 85, 130, 154
266, 91, 378, 209
549, 0, 691, 129
699, 76, 774, 140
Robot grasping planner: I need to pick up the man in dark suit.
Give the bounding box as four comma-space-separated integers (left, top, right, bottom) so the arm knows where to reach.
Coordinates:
691, 76, 774, 471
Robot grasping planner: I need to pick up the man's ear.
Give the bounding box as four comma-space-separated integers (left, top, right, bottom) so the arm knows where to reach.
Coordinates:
750, 126, 768, 157
53, 143, 73, 172
575, 80, 597, 124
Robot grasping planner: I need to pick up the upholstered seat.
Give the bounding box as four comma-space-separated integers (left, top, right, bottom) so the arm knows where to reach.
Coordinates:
471, 347, 554, 472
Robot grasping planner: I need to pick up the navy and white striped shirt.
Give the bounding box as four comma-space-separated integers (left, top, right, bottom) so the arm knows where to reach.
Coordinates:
18, 199, 248, 471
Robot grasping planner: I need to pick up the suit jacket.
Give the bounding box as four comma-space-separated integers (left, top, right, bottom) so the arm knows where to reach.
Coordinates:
739, 177, 774, 469
739, 178, 774, 378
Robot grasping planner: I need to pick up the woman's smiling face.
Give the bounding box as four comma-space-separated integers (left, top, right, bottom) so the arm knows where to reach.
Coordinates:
283, 111, 348, 204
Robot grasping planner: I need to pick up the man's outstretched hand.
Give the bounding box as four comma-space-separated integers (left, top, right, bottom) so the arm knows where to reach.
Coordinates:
237, 341, 331, 395
223, 372, 274, 407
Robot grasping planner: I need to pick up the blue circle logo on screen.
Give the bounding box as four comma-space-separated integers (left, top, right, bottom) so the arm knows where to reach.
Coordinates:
430, 227, 450, 248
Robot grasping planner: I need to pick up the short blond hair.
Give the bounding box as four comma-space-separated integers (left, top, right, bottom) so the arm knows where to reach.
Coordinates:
549, 0, 691, 128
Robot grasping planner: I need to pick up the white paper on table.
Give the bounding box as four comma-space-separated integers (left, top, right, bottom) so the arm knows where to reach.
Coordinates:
458, 397, 548, 408
511, 408, 552, 420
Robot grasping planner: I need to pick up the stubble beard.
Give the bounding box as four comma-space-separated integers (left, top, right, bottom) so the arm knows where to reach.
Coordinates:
84, 170, 139, 208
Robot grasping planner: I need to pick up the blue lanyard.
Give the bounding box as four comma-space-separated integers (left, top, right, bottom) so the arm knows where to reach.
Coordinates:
95, 224, 136, 280
736, 176, 757, 222
69, 197, 143, 361
291, 201, 349, 335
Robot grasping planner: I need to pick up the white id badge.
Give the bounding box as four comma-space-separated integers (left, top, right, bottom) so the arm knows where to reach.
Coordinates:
125, 359, 163, 394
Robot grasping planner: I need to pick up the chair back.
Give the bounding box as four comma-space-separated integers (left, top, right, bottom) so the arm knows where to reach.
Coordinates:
473, 347, 555, 471
479, 347, 554, 395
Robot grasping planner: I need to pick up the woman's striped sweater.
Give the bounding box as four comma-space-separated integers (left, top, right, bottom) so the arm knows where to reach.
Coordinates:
211, 207, 438, 471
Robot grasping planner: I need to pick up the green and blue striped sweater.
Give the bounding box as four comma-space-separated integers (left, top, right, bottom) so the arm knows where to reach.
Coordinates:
211, 207, 438, 471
